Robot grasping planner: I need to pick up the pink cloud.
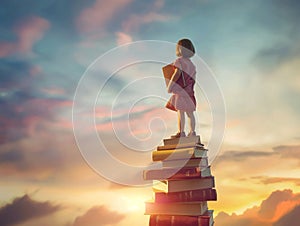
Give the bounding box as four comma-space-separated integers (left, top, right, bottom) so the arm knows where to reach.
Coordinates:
122, 12, 171, 33
0, 16, 50, 57
0, 42, 16, 57
29, 65, 43, 77
114, 0, 171, 46
95, 105, 168, 134
76, 0, 133, 34
115, 32, 133, 46
41, 87, 66, 96
15, 16, 50, 53
1, 97, 72, 144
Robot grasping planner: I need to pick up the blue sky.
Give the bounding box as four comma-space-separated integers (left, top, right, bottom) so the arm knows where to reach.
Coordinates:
1, 0, 300, 225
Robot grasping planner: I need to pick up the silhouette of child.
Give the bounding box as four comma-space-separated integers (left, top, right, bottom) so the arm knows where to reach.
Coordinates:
166, 38, 197, 138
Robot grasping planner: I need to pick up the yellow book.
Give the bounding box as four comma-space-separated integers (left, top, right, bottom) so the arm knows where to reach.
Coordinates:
152, 147, 207, 162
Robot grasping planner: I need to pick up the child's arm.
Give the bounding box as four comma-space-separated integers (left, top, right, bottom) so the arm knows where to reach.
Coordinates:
167, 68, 181, 93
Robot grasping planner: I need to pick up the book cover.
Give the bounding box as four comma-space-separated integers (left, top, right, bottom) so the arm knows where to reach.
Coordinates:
162, 64, 175, 87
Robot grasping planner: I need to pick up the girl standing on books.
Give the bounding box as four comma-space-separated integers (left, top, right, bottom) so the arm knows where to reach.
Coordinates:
166, 38, 197, 138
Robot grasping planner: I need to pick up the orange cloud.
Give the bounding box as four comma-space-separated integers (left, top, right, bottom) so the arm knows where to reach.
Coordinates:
72, 205, 125, 226
215, 189, 300, 226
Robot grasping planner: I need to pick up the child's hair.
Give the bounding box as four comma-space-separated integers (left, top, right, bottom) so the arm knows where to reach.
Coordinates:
176, 38, 195, 58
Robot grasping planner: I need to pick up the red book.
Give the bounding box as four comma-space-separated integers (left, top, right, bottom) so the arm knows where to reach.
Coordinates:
143, 166, 211, 180
155, 188, 217, 203
149, 210, 214, 226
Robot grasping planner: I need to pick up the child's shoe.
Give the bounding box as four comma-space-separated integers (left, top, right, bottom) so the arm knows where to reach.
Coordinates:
187, 131, 196, 137
171, 132, 186, 138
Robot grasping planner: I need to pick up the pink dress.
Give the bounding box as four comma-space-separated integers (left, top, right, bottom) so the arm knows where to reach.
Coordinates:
166, 57, 196, 112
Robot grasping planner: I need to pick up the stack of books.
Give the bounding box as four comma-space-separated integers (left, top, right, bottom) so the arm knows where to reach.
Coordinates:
144, 136, 217, 226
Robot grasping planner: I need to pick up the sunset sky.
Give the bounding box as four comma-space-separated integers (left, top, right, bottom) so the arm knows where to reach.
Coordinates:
1, 0, 300, 225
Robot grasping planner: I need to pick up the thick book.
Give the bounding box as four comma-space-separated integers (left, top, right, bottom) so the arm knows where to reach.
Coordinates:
153, 177, 215, 193
155, 188, 217, 203
157, 142, 204, 151
163, 136, 201, 146
162, 157, 208, 168
149, 210, 214, 226
152, 147, 207, 162
143, 166, 211, 180
145, 201, 207, 216
162, 64, 175, 87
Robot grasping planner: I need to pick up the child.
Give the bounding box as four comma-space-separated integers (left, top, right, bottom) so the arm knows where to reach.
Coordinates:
166, 38, 197, 138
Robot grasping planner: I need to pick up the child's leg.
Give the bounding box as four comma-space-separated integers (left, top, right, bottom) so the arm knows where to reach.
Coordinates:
186, 111, 195, 133
177, 110, 185, 133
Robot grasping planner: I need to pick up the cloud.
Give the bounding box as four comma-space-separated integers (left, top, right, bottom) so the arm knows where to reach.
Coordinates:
258, 190, 295, 219
115, 32, 133, 46
215, 189, 300, 226
274, 205, 300, 226
212, 145, 300, 214
0, 43, 16, 58
120, 0, 172, 34
121, 11, 172, 33
0, 58, 72, 144
76, 0, 133, 34
72, 205, 125, 226
273, 145, 300, 159
214, 211, 271, 226
252, 41, 300, 72
0, 94, 72, 144
0, 194, 60, 226
249, 0, 300, 71
216, 144, 300, 164
217, 150, 275, 161
0, 16, 50, 57
0, 127, 85, 183
253, 176, 300, 186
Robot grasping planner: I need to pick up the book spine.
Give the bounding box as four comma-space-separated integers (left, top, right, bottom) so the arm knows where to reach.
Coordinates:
155, 189, 217, 203
163, 136, 201, 146
152, 149, 207, 162
145, 202, 208, 216
157, 143, 204, 151
162, 157, 208, 168
166, 176, 215, 192
144, 167, 211, 180
149, 215, 211, 226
